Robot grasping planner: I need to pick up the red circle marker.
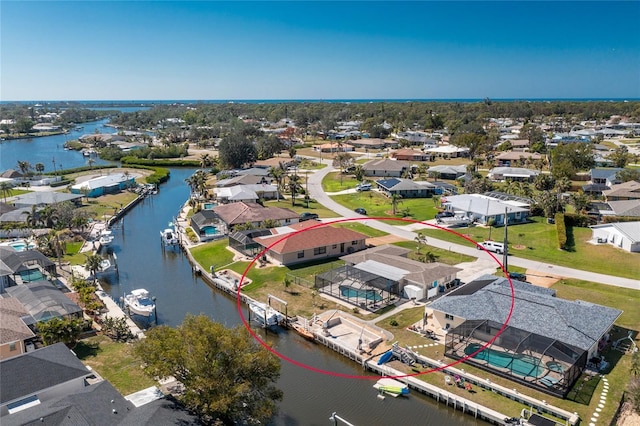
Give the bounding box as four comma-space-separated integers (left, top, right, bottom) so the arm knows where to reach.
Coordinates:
237, 217, 515, 380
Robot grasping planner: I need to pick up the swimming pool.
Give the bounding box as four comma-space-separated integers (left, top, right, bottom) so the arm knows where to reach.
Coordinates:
339, 285, 382, 302
203, 203, 217, 210
464, 343, 544, 378
20, 269, 46, 282
204, 227, 219, 236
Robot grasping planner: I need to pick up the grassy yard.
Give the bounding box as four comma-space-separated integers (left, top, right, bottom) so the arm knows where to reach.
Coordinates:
379, 278, 640, 424
321, 171, 360, 192
333, 221, 389, 238
332, 192, 440, 222
78, 192, 139, 221
417, 217, 640, 279
75, 335, 156, 395
263, 199, 338, 218
392, 240, 476, 265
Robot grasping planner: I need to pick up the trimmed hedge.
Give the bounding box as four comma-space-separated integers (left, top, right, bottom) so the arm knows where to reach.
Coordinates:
125, 165, 170, 185
120, 157, 200, 167
564, 212, 593, 227
602, 215, 640, 223
45, 165, 117, 176
50, 179, 72, 187
555, 212, 567, 250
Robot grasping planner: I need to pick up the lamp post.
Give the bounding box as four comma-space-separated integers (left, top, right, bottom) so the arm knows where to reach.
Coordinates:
503, 207, 509, 274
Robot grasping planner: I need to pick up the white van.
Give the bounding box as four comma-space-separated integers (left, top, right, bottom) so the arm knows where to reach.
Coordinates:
478, 241, 505, 254
356, 182, 372, 191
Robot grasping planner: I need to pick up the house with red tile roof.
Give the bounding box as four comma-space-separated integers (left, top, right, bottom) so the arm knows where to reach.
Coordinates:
253, 223, 367, 266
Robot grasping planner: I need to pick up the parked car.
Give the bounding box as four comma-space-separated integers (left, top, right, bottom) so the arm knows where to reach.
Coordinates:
356, 182, 372, 192
299, 212, 319, 221
354, 208, 367, 215
508, 272, 528, 282
477, 240, 505, 254
435, 211, 454, 219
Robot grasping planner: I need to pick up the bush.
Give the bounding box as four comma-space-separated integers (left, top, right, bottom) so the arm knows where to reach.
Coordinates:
50, 179, 72, 187
555, 212, 567, 250
389, 319, 399, 327
121, 156, 199, 167
564, 212, 593, 227
185, 227, 198, 243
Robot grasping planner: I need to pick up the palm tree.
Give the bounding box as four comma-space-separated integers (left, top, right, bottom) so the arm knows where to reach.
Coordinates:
288, 173, 301, 207
35, 162, 45, 175
414, 232, 427, 253
85, 254, 104, 281
421, 251, 439, 263
23, 205, 41, 227
390, 194, 403, 215
199, 153, 212, 169
0, 182, 12, 203
17, 160, 32, 176
261, 218, 280, 229
268, 166, 284, 201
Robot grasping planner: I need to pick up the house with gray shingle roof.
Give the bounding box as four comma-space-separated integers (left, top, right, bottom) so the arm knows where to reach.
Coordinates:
211, 202, 299, 231
601, 200, 640, 218
362, 159, 412, 177
441, 194, 530, 225
426, 275, 621, 397
0, 297, 35, 360
375, 178, 437, 198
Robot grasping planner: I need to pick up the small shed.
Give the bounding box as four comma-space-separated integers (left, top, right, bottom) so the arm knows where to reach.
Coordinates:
403, 284, 424, 301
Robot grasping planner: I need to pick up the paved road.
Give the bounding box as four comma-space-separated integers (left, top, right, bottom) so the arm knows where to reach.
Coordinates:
307, 161, 639, 290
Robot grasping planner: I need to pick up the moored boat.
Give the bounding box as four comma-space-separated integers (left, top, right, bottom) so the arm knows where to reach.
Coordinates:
373, 378, 409, 397
123, 288, 156, 317
160, 227, 179, 246
249, 301, 283, 327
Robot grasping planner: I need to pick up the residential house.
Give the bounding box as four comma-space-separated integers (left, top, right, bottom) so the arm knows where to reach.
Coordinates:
394, 131, 435, 146
0, 298, 35, 360
253, 158, 296, 169
348, 138, 396, 150
440, 194, 530, 225
215, 174, 273, 187
70, 173, 136, 198
602, 180, 640, 201
494, 151, 542, 167
211, 202, 299, 231
427, 165, 468, 180
391, 149, 432, 162
340, 245, 462, 299
375, 178, 437, 198
0, 343, 199, 425
487, 167, 539, 182
5, 280, 83, 323
313, 142, 355, 153
189, 210, 225, 241
10, 192, 83, 209
506, 139, 531, 150
426, 274, 621, 397
253, 222, 367, 266
590, 222, 640, 252
213, 184, 279, 203
362, 159, 413, 178
0, 247, 56, 293
599, 200, 640, 218
582, 168, 623, 195
424, 145, 469, 159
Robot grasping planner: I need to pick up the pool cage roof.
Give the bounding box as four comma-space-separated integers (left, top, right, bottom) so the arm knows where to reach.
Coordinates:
445, 319, 587, 398
315, 265, 398, 310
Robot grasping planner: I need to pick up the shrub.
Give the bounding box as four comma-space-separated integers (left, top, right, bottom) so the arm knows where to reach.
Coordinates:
564, 212, 593, 227
389, 319, 399, 327
555, 212, 567, 250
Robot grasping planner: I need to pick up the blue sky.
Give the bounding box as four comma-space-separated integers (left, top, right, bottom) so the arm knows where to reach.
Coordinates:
1, 1, 639, 101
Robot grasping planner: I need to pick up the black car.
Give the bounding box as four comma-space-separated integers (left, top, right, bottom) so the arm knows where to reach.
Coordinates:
354, 208, 367, 215
435, 211, 454, 219
508, 272, 528, 282
299, 212, 319, 221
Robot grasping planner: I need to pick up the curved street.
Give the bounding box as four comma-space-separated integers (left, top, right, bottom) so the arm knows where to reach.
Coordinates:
305, 160, 639, 290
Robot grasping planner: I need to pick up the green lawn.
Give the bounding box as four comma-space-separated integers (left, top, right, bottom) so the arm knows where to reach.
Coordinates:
332, 192, 440, 222
263, 199, 338, 218
321, 171, 360, 192
417, 217, 640, 279
333, 222, 389, 238
76, 335, 156, 395
392, 240, 476, 265
78, 192, 139, 220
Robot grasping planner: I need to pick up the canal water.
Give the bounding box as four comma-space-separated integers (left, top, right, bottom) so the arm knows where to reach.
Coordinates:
2, 121, 486, 425
100, 167, 485, 426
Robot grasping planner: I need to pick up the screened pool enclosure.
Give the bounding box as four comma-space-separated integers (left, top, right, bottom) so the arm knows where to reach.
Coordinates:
315, 265, 397, 311
445, 319, 586, 397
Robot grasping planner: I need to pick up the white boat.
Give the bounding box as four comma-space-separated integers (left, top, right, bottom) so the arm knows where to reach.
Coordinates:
99, 259, 112, 272
123, 289, 155, 317
373, 378, 409, 397
437, 216, 471, 228
249, 301, 283, 327
160, 227, 179, 246
99, 230, 114, 246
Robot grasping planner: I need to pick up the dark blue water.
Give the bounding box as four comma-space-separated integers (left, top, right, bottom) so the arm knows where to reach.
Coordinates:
0, 118, 113, 172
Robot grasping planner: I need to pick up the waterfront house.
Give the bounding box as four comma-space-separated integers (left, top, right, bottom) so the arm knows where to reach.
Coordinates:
189, 210, 225, 241
5, 280, 83, 323
426, 274, 621, 398
0, 297, 35, 360
70, 173, 135, 198
214, 185, 260, 204
253, 222, 367, 266
10, 192, 83, 209
590, 222, 640, 252
440, 194, 530, 225
215, 174, 273, 187
0, 247, 56, 293
375, 178, 437, 198
362, 159, 413, 178
211, 202, 299, 231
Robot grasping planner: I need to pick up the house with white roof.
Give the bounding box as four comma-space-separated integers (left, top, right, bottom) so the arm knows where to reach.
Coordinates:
487, 167, 539, 182
440, 194, 530, 225
590, 221, 640, 252
424, 144, 469, 159
70, 173, 135, 198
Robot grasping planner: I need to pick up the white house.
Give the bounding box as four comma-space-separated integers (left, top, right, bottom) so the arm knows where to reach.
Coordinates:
590, 222, 640, 252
